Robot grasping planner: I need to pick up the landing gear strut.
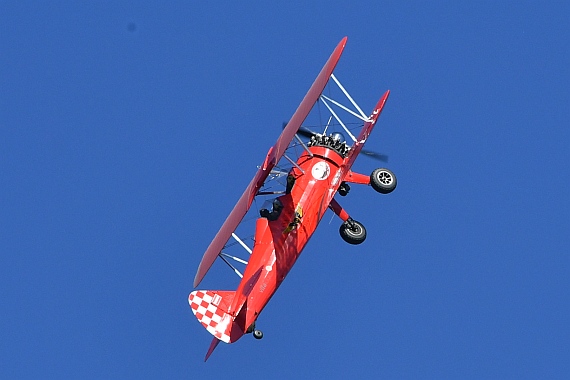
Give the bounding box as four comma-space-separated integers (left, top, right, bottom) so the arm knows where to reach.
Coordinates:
247, 322, 264, 340
330, 199, 366, 245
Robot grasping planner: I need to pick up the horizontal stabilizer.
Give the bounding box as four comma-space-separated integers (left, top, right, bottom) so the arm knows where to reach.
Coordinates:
204, 337, 221, 362
189, 290, 235, 343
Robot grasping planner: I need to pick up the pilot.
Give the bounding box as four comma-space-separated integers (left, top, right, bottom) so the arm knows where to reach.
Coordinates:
330, 132, 348, 156
330, 132, 344, 144
272, 198, 283, 213
286, 174, 296, 194
260, 198, 283, 221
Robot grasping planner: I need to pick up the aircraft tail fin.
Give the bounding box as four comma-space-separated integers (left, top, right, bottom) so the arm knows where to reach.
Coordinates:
188, 290, 237, 344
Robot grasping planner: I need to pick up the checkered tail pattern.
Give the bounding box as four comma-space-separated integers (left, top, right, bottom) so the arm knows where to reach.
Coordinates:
188, 290, 236, 343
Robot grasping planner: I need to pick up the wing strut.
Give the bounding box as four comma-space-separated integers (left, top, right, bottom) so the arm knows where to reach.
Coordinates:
231, 233, 252, 254
295, 134, 314, 157
321, 94, 368, 123
330, 73, 368, 120
284, 153, 305, 174
320, 96, 357, 142
219, 254, 244, 278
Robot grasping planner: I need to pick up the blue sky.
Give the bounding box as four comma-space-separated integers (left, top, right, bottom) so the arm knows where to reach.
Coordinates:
1, 1, 569, 378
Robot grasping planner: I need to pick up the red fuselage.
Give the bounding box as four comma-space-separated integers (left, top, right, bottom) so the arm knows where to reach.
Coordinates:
228, 144, 350, 340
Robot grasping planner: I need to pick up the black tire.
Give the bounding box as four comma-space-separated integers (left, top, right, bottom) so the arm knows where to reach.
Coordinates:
253, 330, 263, 340
370, 168, 397, 194
339, 219, 366, 245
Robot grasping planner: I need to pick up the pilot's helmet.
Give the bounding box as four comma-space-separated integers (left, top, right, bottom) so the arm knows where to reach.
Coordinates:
330, 132, 345, 143
272, 198, 283, 210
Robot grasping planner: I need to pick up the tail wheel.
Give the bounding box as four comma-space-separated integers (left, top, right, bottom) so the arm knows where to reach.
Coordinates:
253, 330, 263, 340
370, 168, 397, 194
339, 219, 366, 245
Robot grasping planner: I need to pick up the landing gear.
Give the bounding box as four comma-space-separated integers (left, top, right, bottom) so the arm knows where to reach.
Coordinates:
338, 182, 350, 196
247, 322, 264, 340
253, 330, 264, 340
370, 168, 397, 194
339, 218, 366, 245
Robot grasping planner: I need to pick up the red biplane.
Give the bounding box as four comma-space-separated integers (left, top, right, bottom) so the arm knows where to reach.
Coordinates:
189, 37, 397, 360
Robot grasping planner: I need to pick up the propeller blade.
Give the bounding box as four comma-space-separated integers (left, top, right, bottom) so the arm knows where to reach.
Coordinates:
360, 149, 389, 162
283, 122, 317, 138
296, 126, 316, 138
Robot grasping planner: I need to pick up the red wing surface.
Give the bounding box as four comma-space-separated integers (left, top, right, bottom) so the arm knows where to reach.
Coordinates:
193, 37, 348, 287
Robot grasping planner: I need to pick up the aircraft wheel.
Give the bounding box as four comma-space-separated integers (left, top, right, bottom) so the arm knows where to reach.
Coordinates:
253, 330, 263, 340
339, 219, 366, 245
370, 168, 397, 194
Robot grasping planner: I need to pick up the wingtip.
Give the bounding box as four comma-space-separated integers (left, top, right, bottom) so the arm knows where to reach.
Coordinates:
381, 90, 390, 104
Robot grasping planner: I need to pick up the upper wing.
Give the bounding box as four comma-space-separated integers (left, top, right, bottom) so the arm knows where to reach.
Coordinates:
193, 37, 348, 287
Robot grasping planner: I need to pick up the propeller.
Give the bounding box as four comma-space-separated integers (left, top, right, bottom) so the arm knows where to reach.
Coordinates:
290, 124, 389, 162
295, 126, 316, 139
358, 150, 389, 162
